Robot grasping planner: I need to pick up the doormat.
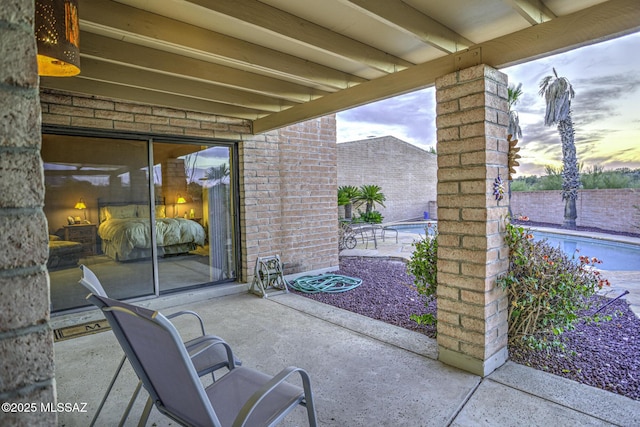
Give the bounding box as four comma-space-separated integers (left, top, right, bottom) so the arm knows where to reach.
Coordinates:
53, 320, 111, 342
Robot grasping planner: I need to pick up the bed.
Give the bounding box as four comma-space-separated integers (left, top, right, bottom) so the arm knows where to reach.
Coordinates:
48, 235, 83, 269
97, 202, 206, 262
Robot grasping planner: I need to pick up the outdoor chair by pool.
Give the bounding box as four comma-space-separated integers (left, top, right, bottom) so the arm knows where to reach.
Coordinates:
87, 293, 318, 427
351, 224, 379, 249
79, 265, 241, 426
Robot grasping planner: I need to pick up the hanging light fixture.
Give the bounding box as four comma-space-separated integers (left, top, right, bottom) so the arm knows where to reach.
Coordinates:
35, 0, 81, 76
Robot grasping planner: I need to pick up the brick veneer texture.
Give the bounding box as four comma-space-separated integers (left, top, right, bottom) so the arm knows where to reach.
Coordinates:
434, 64, 510, 376
0, 1, 57, 424
511, 189, 640, 234
40, 89, 339, 285
337, 136, 438, 222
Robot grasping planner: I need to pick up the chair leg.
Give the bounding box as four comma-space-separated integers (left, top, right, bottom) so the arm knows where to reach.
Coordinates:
137, 396, 154, 427
90, 354, 127, 427
299, 370, 318, 427
118, 380, 143, 427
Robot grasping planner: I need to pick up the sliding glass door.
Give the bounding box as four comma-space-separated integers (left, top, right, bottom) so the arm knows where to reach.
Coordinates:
152, 142, 236, 292
43, 134, 155, 311
43, 132, 238, 312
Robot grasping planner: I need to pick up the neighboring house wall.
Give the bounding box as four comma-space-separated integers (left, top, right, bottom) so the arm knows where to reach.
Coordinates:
40, 89, 339, 282
511, 189, 640, 234
337, 136, 437, 222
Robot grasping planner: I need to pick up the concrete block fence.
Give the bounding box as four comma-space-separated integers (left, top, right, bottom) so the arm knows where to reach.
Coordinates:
511, 189, 640, 234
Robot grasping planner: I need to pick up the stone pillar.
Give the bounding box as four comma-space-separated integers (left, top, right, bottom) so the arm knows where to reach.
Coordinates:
0, 1, 57, 425
435, 64, 510, 376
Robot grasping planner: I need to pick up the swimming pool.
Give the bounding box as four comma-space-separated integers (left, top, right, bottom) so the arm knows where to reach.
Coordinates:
387, 222, 640, 271
385, 222, 437, 236
532, 231, 640, 271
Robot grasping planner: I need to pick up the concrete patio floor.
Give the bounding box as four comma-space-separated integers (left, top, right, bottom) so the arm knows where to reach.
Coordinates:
54, 289, 640, 426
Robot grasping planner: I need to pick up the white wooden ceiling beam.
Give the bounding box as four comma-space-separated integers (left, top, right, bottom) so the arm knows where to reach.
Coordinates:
78, 0, 366, 90
41, 77, 265, 120
506, 0, 557, 25
184, 0, 413, 74
80, 32, 329, 103
342, 0, 473, 53
76, 58, 294, 113
254, 0, 640, 133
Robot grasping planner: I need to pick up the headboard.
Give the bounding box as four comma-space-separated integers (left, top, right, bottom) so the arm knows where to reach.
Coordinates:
97, 198, 166, 224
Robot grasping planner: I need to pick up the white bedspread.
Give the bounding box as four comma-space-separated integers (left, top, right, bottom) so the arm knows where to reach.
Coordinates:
98, 217, 205, 259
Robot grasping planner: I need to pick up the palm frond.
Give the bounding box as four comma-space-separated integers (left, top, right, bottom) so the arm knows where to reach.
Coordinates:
539, 70, 575, 126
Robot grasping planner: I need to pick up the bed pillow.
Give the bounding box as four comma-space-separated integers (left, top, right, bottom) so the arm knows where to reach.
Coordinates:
49, 234, 61, 241
155, 205, 166, 218
136, 204, 151, 218
104, 205, 138, 220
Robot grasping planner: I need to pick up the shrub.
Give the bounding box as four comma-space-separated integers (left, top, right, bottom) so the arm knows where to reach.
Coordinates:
355, 210, 383, 224
497, 220, 611, 350
407, 224, 438, 327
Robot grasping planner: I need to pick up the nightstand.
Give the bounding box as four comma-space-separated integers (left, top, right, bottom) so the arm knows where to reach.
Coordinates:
64, 224, 97, 257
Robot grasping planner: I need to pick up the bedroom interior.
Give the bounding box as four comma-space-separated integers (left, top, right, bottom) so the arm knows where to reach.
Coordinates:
43, 132, 239, 312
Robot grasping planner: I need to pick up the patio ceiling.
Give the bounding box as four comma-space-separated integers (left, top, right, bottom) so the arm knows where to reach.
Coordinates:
39, 0, 640, 134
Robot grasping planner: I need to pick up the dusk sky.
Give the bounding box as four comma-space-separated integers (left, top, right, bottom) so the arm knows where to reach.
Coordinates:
336, 32, 640, 177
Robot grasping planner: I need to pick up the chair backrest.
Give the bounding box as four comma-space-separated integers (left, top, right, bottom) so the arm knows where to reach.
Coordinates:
79, 264, 107, 296
87, 294, 221, 427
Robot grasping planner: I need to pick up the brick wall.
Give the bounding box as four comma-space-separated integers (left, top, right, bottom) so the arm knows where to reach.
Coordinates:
40, 89, 339, 284
241, 116, 339, 275
435, 65, 510, 376
337, 136, 437, 222
0, 1, 57, 424
511, 189, 640, 234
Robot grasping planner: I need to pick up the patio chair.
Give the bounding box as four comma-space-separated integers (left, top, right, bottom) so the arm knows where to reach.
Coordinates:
351, 223, 378, 249
78, 265, 241, 426
87, 293, 318, 427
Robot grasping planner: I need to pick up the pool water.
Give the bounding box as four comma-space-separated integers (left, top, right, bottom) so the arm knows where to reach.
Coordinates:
387, 223, 437, 237
533, 231, 640, 271
390, 223, 640, 271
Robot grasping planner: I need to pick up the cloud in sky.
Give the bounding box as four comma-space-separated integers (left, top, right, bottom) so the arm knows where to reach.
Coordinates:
337, 32, 640, 177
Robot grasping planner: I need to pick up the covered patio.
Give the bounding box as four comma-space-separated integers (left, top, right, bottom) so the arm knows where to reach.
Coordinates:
2, 1, 640, 425
53, 290, 640, 426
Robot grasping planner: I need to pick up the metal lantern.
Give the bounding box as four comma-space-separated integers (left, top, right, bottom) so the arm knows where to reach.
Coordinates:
35, 0, 80, 76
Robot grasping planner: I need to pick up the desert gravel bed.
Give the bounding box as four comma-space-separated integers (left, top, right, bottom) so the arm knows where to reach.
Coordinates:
291, 256, 640, 401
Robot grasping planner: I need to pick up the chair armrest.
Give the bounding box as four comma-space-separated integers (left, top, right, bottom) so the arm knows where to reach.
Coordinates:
166, 310, 206, 336
185, 335, 238, 370
232, 366, 313, 427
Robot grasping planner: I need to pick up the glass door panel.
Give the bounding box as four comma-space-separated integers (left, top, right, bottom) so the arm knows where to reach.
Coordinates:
152, 142, 236, 292
43, 134, 155, 311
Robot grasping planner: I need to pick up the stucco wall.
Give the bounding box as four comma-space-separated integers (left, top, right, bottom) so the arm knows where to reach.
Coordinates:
337, 136, 437, 222
40, 89, 339, 283
511, 189, 640, 234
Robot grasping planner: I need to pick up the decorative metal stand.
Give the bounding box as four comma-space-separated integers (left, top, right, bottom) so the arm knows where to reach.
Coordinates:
249, 255, 289, 298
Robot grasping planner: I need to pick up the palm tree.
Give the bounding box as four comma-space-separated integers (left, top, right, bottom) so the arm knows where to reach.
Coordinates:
539, 68, 579, 228
508, 82, 523, 140
355, 184, 386, 215
506, 83, 523, 217
338, 185, 359, 220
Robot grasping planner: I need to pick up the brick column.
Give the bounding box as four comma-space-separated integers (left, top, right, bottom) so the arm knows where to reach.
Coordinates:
435, 64, 510, 376
0, 1, 57, 425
